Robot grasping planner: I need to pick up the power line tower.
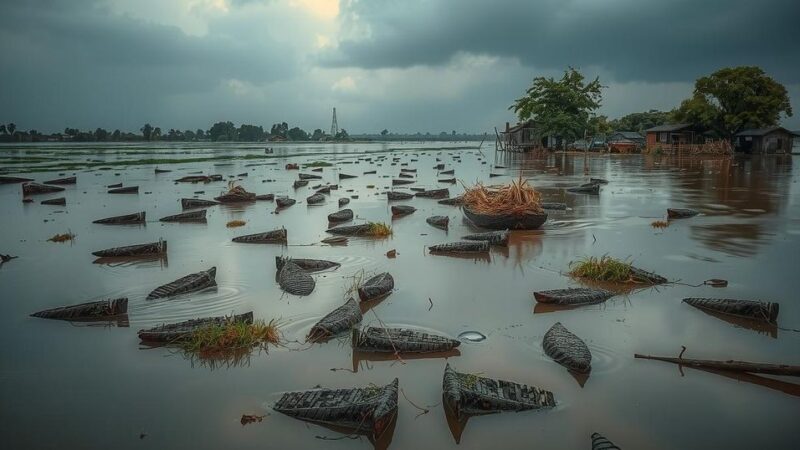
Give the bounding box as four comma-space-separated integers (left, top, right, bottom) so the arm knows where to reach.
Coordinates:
330, 107, 339, 137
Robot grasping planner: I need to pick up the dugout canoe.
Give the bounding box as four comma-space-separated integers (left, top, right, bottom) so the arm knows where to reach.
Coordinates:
400, 168, 417, 173
214, 191, 256, 203
159, 209, 207, 223
316, 186, 331, 194
443, 363, 555, 418
416, 188, 449, 199
138, 312, 253, 343
438, 178, 456, 184
92, 211, 146, 225
543, 322, 592, 374
358, 272, 394, 301
306, 193, 325, 205
353, 327, 460, 353
0, 176, 33, 184
154, 168, 171, 173
463, 206, 547, 230
92, 240, 167, 258
328, 208, 353, 223
629, 266, 667, 284
293, 180, 308, 189
426, 215, 449, 230
541, 202, 567, 210
298, 173, 322, 180
43, 176, 76, 185
398, 173, 415, 179
307, 297, 362, 342
146, 267, 217, 300
326, 223, 373, 236
392, 179, 414, 186
273, 378, 398, 440
108, 186, 138, 194
439, 196, 464, 206
534, 287, 615, 306
255, 194, 275, 201
363, 170, 377, 175
590, 178, 609, 185
181, 198, 218, 209
338, 197, 350, 207
232, 228, 287, 244
339, 173, 357, 180
275, 256, 340, 273
387, 191, 413, 200
566, 183, 600, 195
23, 182, 65, 195
321, 236, 348, 245
391, 205, 416, 217
278, 261, 315, 296
31, 298, 128, 321
667, 208, 699, 219
592, 433, 621, 450
683, 298, 779, 324
276, 197, 296, 208
439, 169, 455, 175
41, 197, 66, 206
176, 175, 212, 183
462, 230, 509, 246
429, 241, 490, 254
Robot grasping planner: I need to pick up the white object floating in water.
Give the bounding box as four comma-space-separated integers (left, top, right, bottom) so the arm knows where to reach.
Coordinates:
458, 331, 487, 343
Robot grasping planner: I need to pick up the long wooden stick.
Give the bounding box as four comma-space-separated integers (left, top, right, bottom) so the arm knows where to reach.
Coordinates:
635, 353, 800, 377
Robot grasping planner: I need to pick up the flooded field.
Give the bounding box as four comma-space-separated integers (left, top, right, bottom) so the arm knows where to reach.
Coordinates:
1, 142, 798, 449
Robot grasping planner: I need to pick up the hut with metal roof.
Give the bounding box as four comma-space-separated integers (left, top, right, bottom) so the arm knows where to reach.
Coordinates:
734, 127, 796, 154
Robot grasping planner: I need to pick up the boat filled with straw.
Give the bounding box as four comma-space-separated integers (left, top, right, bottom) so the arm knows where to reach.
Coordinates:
461, 177, 547, 230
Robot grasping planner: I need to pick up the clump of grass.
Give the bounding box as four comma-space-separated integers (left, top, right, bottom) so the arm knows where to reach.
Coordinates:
651, 220, 669, 229
48, 231, 76, 242
367, 222, 392, 237
304, 161, 333, 167
568, 256, 633, 283
181, 319, 281, 357
461, 175, 542, 215
227, 220, 246, 228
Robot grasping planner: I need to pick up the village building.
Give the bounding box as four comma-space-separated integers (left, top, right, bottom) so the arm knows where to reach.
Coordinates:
734, 127, 797, 154
607, 131, 645, 152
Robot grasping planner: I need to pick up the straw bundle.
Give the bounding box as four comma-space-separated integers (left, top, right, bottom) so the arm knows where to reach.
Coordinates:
461, 176, 543, 216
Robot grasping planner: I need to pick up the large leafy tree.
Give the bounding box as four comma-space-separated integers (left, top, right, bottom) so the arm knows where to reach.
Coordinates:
609, 110, 673, 132
674, 66, 792, 138
238, 124, 265, 141
208, 121, 236, 141
510, 67, 603, 146
287, 127, 308, 141
140, 123, 153, 140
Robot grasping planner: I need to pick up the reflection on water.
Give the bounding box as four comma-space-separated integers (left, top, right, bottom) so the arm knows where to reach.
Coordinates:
1, 142, 799, 450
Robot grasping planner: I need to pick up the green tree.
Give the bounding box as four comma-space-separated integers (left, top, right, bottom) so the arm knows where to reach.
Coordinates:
0, 124, 6, 135
311, 129, 324, 140
208, 121, 237, 141
152, 127, 162, 140
587, 115, 613, 136
380, 129, 389, 136
196, 129, 205, 140
609, 110, 672, 132
287, 127, 308, 141
270, 122, 289, 138
94, 128, 108, 141
510, 67, 603, 147
184, 129, 196, 141
141, 123, 153, 140
111, 129, 121, 141
7, 123, 16, 136
335, 129, 349, 140
238, 124, 265, 141
674, 66, 793, 138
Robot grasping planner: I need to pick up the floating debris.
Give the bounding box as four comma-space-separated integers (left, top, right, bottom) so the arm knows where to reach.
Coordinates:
457, 331, 486, 342
226, 220, 246, 228
31, 298, 128, 321
48, 232, 76, 243
327, 208, 353, 223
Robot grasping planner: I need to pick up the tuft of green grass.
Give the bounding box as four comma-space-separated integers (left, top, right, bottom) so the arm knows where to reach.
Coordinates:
651, 220, 669, 229
367, 222, 392, 237
48, 231, 76, 242
181, 319, 281, 357
569, 256, 633, 283
226, 219, 246, 228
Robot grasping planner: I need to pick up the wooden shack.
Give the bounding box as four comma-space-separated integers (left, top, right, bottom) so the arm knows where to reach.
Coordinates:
734, 127, 796, 154
607, 131, 645, 153
645, 124, 701, 149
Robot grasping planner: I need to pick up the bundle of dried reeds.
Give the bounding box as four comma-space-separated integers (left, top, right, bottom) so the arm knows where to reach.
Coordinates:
461, 176, 543, 215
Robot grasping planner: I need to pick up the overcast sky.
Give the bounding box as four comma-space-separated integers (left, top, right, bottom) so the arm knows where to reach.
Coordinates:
1, 0, 798, 134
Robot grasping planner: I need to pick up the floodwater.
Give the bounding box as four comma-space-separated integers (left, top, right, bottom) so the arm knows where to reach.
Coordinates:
1, 142, 798, 450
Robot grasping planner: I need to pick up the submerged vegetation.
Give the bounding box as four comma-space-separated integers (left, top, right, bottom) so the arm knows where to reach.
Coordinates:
366, 222, 393, 237
226, 220, 246, 228
48, 231, 76, 242
462, 176, 543, 215
569, 256, 634, 283
651, 220, 669, 229
180, 319, 281, 358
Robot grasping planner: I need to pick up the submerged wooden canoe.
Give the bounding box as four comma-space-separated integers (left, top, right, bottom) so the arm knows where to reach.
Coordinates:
273, 378, 398, 439
92, 240, 167, 258
438, 178, 456, 184
316, 186, 331, 194
278, 261, 315, 296
400, 168, 417, 173
255, 194, 275, 201
0, 176, 33, 184
232, 228, 287, 243
146, 267, 217, 300
629, 266, 667, 284
391, 205, 416, 217
353, 327, 460, 353
398, 173, 414, 179
534, 287, 615, 306
276, 256, 340, 273
566, 183, 600, 194
416, 188, 449, 199
138, 312, 253, 343
41, 197, 66, 206
326, 223, 372, 236
683, 298, 779, 324
338, 197, 350, 207
426, 215, 449, 230
159, 209, 207, 222
181, 198, 218, 209
43, 176, 76, 185
439, 196, 464, 206
440, 169, 455, 175
108, 186, 139, 194
31, 298, 128, 321
307, 298, 362, 342
358, 272, 394, 301
443, 363, 555, 418
463, 207, 547, 230
92, 211, 146, 225
298, 173, 322, 180
339, 173, 357, 180
543, 322, 592, 374
667, 208, 699, 219
591, 433, 621, 450
306, 193, 325, 205
293, 180, 308, 189
462, 230, 509, 246
328, 208, 353, 223
387, 191, 413, 200
214, 191, 256, 203
429, 241, 490, 254
541, 202, 567, 210
23, 182, 65, 195
392, 179, 414, 186
276, 197, 296, 208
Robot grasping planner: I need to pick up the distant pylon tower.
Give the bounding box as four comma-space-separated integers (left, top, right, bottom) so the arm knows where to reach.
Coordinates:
330, 107, 339, 137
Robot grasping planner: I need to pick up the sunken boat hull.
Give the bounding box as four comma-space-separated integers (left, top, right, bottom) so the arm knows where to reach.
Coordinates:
462, 230, 509, 246
41, 197, 66, 206
463, 207, 547, 230
92, 211, 146, 225
392, 179, 414, 186
391, 205, 416, 217
439, 196, 464, 206
567, 183, 600, 194
543, 322, 592, 374
138, 312, 253, 343
159, 209, 207, 222
298, 173, 322, 180
667, 208, 699, 219
416, 188, 449, 199
308, 298, 362, 342
630, 266, 667, 284
541, 202, 567, 210
31, 298, 128, 321
232, 228, 287, 243
426, 215, 450, 230
358, 272, 394, 301
387, 191, 413, 200
23, 182, 65, 195
683, 297, 779, 324
276, 197, 296, 208
306, 193, 325, 205
181, 198, 218, 209
278, 261, 315, 296
275, 256, 340, 273
534, 287, 614, 306
0, 176, 33, 184
326, 209, 353, 223
92, 240, 167, 258
146, 267, 217, 300
214, 192, 256, 203
429, 241, 490, 254
108, 186, 138, 194
326, 223, 373, 236
353, 327, 460, 353
591, 432, 621, 450
44, 176, 76, 185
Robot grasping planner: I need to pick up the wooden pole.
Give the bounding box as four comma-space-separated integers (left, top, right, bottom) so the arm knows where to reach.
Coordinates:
635, 353, 800, 377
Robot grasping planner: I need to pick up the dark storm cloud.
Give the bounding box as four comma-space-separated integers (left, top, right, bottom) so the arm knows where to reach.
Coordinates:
328, 0, 800, 83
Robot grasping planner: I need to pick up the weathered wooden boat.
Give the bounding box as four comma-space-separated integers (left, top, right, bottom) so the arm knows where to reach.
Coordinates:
310, 167, 323, 173
398, 173, 415, 179
92, 240, 167, 258
439, 196, 464, 206
387, 191, 413, 200
321, 236, 348, 245
440, 169, 455, 175
41, 197, 66, 206
293, 180, 308, 189
667, 208, 699, 219
410, 187, 426, 192
298, 173, 322, 180
278, 261, 315, 296
353, 327, 460, 353
358, 272, 394, 301
433, 163, 445, 170
629, 266, 667, 284
429, 241, 490, 254
426, 215, 449, 230
541, 202, 567, 210
154, 168, 172, 173
534, 287, 615, 306
590, 178, 609, 185
566, 183, 600, 194
31, 298, 128, 321
276, 197, 296, 208
339, 173, 357, 180
0, 176, 33, 184
391, 205, 416, 217
255, 194, 274, 201
22, 182, 64, 195
43, 176, 76, 185
306, 193, 325, 205
683, 298, 779, 324
308, 298, 362, 342
214, 190, 256, 203
591, 432, 621, 450
328, 208, 353, 223
273, 378, 398, 439
338, 197, 350, 207
181, 198, 218, 209
138, 312, 253, 343
107, 183, 121, 189
146, 267, 217, 300
392, 179, 414, 186
159, 209, 207, 223
438, 178, 456, 184
232, 228, 287, 243
462, 230, 509, 246
285, 163, 299, 170
316, 186, 331, 195
276, 256, 340, 273
443, 363, 555, 418
176, 175, 212, 183
108, 186, 138, 194
326, 223, 373, 236
208, 174, 223, 181
463, 206, 547, 230
543, 322, 592, 374
400, 168, 417, 173
416, 188, 449, 199
237, 172, 248, 177
363, 170, 377, 175
92, 211, 146, 225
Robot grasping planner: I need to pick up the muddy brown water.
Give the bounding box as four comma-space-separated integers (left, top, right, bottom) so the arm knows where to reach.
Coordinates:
1, 142, 799, 449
